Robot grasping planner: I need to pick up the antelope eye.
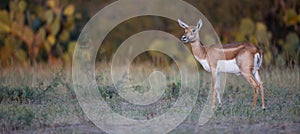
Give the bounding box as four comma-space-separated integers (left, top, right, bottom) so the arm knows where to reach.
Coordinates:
192, 29, 196, 33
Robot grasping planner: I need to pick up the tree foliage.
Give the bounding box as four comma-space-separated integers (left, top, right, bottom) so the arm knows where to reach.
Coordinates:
0, 0, 299, 67
0, 0, 81, 67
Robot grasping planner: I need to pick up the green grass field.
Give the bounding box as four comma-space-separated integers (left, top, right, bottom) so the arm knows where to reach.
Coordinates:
0, 64, 299, 133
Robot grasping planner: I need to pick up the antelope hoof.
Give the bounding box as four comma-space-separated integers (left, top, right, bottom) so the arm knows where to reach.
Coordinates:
217, 102, 222, 109
217, 105, 222, 110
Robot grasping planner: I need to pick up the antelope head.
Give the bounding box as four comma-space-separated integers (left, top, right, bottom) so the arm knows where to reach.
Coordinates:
178, 19, 203, 43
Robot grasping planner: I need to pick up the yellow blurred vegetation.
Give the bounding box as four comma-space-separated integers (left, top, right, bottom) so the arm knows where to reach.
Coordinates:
0, 0, 79, 67
0, 0, 299, 68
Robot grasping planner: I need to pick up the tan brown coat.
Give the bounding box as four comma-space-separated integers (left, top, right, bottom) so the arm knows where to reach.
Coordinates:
178, 19, 265, 109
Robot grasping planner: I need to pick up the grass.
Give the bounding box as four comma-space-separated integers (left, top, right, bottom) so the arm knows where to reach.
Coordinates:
0, 64, 299, 133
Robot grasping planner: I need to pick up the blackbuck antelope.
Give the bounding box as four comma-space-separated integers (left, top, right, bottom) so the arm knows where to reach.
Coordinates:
178, 19, 265, 110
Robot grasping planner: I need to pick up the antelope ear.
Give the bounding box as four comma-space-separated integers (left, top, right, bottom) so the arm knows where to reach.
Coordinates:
178, 19, 189, 29
197, 19, 203, 30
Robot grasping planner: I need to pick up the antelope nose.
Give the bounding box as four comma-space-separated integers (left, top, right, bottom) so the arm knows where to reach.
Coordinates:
181, 36, 188, 42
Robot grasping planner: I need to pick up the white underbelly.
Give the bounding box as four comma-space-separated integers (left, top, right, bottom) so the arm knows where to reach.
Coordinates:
217, 59, 241, 75
194, 56, 241, 75
194, 53, 262, 75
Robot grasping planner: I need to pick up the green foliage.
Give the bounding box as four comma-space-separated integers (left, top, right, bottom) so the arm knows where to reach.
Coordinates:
0, 69, 64, 104
278, 32, 300, 65
0, 86, 35, 103
0, 69, 75, 131
45, 9, 54, 24
0, 10, 11, 33
0, 104, 35, 130
234, 14, 299, 66
283, 8, 299, 26
240, 18, 255, 36
0, 66, 299, 132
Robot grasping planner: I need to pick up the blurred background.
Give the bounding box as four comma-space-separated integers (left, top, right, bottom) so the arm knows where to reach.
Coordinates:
0, 1, 299, 133
0, 0, 299, 68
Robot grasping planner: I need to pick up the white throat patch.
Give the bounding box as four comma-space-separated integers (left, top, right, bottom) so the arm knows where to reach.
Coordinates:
194, 56, 211, 72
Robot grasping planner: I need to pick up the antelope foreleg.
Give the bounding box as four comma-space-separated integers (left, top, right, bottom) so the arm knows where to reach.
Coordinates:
211, 70, 217, 109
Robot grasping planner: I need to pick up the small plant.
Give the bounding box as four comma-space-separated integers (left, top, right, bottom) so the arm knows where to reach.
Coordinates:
0, 85, 36, 103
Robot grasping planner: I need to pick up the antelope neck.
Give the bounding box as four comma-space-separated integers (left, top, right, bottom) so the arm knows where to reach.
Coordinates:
190, 40, 207, 60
